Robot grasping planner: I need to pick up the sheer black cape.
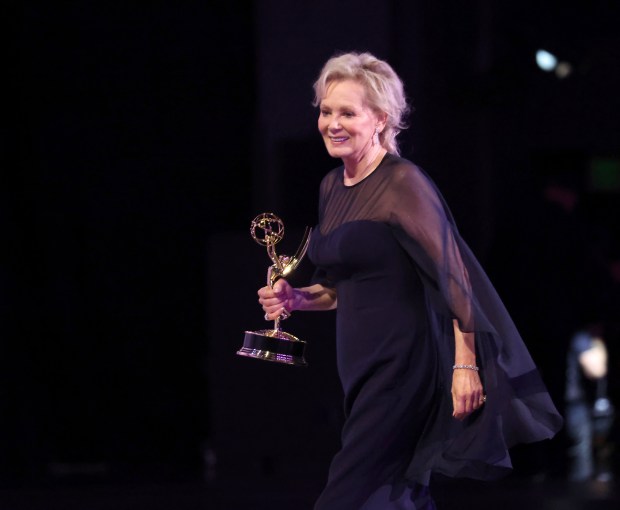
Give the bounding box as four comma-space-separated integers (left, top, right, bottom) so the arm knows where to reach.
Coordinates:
314, 153, 563, 483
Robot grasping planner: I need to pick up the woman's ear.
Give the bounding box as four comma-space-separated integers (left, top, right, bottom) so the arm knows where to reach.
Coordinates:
376, 111, 388, 132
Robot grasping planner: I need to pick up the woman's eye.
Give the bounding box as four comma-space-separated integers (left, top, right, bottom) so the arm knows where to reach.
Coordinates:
321, 110, 331, 117
343, 112, 354, 118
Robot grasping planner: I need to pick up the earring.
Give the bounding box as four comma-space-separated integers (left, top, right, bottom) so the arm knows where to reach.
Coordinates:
373, 127, 380, 146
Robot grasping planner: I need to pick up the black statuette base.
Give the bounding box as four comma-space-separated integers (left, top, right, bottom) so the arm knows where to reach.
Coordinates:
237, 330, 308, 366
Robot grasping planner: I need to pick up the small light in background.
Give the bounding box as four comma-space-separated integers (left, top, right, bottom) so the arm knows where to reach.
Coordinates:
555, 61, 573, 79
535, 49, 573, 79
536, 49, 558, 71
589, 157, 620, 192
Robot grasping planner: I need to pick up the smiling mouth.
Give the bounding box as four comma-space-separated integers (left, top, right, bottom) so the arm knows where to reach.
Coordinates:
329, 136, 349, 143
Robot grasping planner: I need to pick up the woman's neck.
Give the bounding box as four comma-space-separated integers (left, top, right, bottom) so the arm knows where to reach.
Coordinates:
343, 146, 387, 186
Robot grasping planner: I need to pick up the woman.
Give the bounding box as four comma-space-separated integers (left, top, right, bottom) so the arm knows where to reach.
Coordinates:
258, 52, 562, 509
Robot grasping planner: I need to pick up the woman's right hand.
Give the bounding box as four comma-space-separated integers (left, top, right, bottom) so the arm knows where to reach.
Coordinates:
258, 278, 296, 320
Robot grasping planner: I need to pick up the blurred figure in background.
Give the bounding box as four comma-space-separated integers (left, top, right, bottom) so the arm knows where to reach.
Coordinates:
565, 330, 614, 481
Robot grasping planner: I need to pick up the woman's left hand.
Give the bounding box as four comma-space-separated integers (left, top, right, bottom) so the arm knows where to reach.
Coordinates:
451, 369, 485, 420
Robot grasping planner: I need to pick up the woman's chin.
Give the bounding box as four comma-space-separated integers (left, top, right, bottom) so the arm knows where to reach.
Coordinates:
324, 145, 350, 159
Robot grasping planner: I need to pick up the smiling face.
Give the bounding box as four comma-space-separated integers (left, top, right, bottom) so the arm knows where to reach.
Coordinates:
318, 79, 386, 165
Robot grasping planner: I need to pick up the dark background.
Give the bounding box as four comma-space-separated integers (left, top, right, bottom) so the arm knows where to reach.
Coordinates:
3, 0, 620, 503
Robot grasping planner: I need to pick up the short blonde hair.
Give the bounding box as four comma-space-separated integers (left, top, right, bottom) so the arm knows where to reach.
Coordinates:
313, 52, 410, 155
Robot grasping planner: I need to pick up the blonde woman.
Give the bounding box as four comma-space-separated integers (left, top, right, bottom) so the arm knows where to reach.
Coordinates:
259, 52, 562, 509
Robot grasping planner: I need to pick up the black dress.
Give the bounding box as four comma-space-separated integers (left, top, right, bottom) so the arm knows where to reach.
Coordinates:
308, 153, 563, 510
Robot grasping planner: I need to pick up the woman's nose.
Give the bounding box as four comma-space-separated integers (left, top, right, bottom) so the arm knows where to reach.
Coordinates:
328, 117, 342, 131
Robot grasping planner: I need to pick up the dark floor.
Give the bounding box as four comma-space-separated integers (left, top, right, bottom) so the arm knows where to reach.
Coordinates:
0, 465, 618, 510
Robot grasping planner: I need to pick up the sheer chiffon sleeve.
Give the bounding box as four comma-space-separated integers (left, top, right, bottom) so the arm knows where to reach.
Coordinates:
388, 165, 474, 332
383, 160, 563, 483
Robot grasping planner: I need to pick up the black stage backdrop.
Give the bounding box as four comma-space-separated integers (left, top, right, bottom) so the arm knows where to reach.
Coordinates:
3, 0, 620, 486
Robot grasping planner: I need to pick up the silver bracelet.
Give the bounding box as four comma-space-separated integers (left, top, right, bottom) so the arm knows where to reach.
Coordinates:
453, 364, 479, 371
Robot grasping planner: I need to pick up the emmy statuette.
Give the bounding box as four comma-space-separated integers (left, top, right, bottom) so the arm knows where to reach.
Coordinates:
236, 213, 312, 366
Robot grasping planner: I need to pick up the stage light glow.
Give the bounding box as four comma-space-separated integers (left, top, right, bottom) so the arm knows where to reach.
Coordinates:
536, 49, 558, 71
555, 61, 573, 79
